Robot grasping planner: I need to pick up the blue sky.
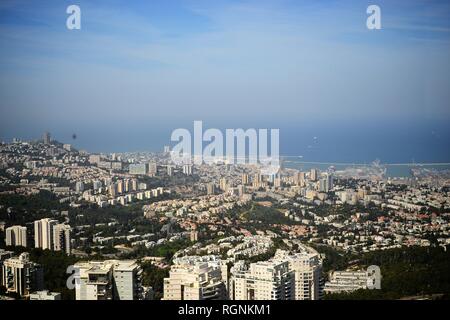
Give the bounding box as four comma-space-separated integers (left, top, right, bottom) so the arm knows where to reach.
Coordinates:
0, 0, 449, 161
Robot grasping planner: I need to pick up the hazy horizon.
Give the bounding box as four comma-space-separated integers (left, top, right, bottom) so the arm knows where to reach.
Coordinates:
1, 0, 449, 162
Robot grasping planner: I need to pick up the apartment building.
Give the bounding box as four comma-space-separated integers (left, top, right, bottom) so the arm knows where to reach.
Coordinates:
232, 260, 294, 300
163, 256, 226, 300
34, 218, 71, 255
324, 270, 370, 294
74, 260, 146, 300
52, 223, 71, 254
274, 250, 323, 300
34, 218, 58, 250
1, 252, 44, 297
5, 225, 27, 247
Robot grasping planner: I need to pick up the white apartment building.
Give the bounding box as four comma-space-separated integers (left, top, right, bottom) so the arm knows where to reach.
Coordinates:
5, 225, 27, 247
74, 260, 146, 300
324, 270, 370, 294
1, 252, 44, 297
163, 256, 226, 300
273, 250, 323, 300
112, 260, 144, 300
231, 260, 294, 300
34, 218, 71, 254
34, 218, 58, 250
0, 249, 14, 286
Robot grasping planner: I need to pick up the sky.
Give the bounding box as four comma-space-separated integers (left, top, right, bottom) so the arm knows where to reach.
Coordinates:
0, 0, 449, 162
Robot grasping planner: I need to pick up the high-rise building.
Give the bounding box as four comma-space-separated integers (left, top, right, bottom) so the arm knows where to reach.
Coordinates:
34, 218, 58, 250
274, 250, 323, 300
164, 146, 170, 153
75, 181, 84, 193
117, 180, 124, 194
231, 260, 294, 300
238, 184, 246, 197
295, 172, 306, 186
274, 176, 282, 188
149, 162, 158, 175
52, 224, 71, 254
206, 182, 215, 195
124, 179, 131, 192
0, 249, 13, 286
163, 256, 226, 300
108, 184, 118, 197
5, 225, 27, 247
182, 164, 193, 175
318, 174, 334, 193
131, 179, 138, 191
74, 260, 146, 300
43, 132, 51, 145
219, 178, 228, 192
1, 252, 44, 297
310, 169, 319, 181
167, 165, 173, 176
242, 174, 249, 185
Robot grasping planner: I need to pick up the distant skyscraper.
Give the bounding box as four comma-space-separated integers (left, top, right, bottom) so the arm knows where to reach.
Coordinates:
131, 179, 138, 191
219, 178, 228, 191
318, 174, 334, 193
164, 146, 170, 153
206, 182, 215, 195
241, 174, 249, 185
182, 164, 193, 175
109, 183, 118, 197
310, 169, 319, 181
274, 176, 282, 188
149, 162, 158, 175
295, 172, 306, 186
117, 180, 124, 194
5, 226, 27, 247
43, 132, 51, 145
75, 181, 84, 193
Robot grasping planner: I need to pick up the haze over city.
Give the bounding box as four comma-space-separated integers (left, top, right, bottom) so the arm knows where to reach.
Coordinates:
0, 0, 449, 162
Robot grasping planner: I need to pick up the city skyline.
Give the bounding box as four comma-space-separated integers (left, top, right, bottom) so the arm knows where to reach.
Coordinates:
0, 0, 449, 162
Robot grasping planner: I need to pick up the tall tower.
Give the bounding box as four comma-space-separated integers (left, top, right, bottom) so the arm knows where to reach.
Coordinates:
43, 132, 51, 145
34, 218, 58, 250
53, 224, 71, 254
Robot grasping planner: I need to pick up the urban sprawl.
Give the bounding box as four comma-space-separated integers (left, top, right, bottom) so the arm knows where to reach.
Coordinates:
0, 133, 449, 300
